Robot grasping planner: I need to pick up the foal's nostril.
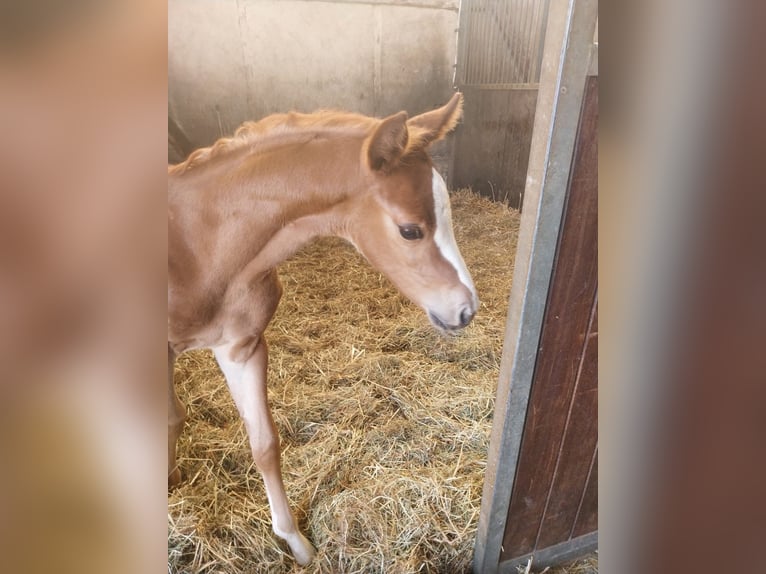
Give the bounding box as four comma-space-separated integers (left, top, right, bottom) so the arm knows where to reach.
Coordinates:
459, 307, 475, 328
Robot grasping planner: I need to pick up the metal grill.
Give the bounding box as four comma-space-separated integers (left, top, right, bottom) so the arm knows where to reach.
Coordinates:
456, 0, 550, 87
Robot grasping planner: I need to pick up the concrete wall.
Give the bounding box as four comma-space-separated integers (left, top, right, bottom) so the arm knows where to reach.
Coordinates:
169, 0, 460, 170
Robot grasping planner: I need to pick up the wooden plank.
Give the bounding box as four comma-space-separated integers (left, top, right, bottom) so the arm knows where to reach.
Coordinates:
500, 73, 598, 560
571, 448, 598, 538
537, 299, 598, 548
498, 532, 598, 573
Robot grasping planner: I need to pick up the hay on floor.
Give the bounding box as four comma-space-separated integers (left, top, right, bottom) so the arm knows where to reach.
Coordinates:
517, 554, 598, 574
168, 190, 572, 573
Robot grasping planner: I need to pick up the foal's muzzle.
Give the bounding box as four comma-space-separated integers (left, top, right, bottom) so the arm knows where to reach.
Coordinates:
459, 306, 475, 328
428, 305, 475, 332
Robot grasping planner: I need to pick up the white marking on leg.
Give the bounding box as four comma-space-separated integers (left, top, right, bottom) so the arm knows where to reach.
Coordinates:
431, 168, 478, 307
213, 342, 316, 565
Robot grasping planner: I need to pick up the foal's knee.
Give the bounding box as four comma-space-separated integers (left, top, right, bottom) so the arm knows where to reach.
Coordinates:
250, 434, 280, 469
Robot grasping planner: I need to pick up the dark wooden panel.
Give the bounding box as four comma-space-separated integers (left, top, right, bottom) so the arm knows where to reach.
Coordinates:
500, 74, 598, 560
537, 300, 598, 548
452, 87, 537, 208
572, 449, 598, 538
497, 532, 597, 573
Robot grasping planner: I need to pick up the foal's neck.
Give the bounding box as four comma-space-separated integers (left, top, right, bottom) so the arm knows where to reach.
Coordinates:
173, 136, 367, 278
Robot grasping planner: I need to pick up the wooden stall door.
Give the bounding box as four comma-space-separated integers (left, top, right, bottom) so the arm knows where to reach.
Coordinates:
471, 2, 598, 571
499, 74, 598, 569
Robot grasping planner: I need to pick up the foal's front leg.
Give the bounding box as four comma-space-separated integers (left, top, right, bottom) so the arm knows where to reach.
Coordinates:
214, 339, 316, 565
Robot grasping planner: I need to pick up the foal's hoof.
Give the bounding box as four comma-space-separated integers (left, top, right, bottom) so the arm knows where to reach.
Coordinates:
168, 468, 182, 489
287, 532, 316, 566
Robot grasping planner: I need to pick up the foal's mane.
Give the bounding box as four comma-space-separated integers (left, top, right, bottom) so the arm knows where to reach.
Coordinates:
168, 109, 433, 176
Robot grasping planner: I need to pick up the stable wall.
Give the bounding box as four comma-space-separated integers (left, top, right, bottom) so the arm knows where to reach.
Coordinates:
169, 0, 460, 173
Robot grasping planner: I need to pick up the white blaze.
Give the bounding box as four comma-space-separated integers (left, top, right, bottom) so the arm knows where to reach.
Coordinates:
431, 168, 478, 308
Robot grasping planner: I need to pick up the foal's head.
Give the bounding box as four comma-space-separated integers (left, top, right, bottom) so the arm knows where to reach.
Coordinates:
344, 93, 478, 333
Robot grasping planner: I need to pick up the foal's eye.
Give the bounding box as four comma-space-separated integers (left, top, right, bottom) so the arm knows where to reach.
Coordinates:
398, 224, 424, 241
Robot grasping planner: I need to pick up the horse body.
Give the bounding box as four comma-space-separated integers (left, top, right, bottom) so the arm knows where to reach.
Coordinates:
168, 94, 476, 564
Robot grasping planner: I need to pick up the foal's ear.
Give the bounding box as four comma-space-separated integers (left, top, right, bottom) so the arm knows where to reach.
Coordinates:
407, 92, 463, 147
367, 111, 409, 172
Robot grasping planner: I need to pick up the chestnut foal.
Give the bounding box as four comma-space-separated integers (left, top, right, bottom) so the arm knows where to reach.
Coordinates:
168, 93, 477, 564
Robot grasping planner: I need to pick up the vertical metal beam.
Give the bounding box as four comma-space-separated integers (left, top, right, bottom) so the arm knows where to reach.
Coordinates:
472, 1, 598, 572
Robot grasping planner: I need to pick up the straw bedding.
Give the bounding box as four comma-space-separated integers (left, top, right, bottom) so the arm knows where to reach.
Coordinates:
168, 190, 596, 573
